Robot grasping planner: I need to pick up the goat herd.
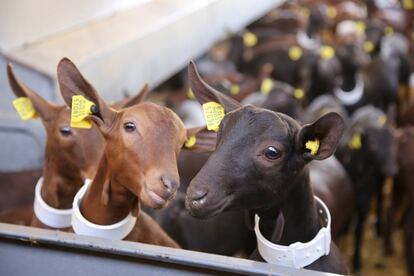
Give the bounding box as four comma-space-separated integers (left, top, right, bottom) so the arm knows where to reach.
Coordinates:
1, 0, 414, 275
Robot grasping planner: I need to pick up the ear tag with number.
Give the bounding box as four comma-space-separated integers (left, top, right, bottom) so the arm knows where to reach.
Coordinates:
71, 95, 95, 129
243, 31, 258, 48
13, 97, 38, 120
348, 133, 362, 150
305, 139, 320, 156
184, 135, 197, 148
288, 46, 303, 61
261, 78, 274, 95
202, 102, 225, 132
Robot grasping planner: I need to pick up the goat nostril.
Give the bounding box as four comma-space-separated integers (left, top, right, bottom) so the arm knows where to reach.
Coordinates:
191, 190, 208, 202
160, 176, 178, 192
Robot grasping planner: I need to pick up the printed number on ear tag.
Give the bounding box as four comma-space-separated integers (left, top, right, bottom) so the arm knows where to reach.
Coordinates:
261, 78, 274, 95
71, 95, 95, 129
184, 135, 197, 148
305, 139, 320, 156
13, 97, 38, 120
202, 102, 225, 132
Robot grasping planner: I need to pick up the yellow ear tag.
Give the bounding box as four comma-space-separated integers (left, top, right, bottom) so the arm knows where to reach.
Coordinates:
355, 21, 366, 34
12, 97, 38, 120
378, 115, 387, 127
184, 135, 197, 148
187, 88, 196, 99
230, 84, 240, 95
260, 78, 274, 95
243, 31, 258, 48
71, 95, 95, 129
363, 41, 375, 53
349, 133, 362, 150
326, 6, 337, 19
294, 88, 305, 99
305, 139, 320, 156
403, 0, 414, 10
319, 45, 335, 60
202, 102, 225, 132
288, 46, 303, 61
384, 26, 394, 36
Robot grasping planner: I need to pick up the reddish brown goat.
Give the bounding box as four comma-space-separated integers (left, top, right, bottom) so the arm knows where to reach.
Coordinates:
57, 58, 211, 246
0, 64, 148, 229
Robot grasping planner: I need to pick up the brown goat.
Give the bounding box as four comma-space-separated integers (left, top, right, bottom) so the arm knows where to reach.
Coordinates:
0, 64, 147, 229
57, 58, 211, 246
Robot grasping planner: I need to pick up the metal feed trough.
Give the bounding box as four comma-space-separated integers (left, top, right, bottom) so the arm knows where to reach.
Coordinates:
0, 223, 339, 275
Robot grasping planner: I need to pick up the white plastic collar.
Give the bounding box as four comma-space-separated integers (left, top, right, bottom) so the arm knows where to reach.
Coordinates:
297, 31, 320, 50
254, 196, 331, 269
334, 74, 364, 105
72, 180, 137, 240
33, 177, 73, 228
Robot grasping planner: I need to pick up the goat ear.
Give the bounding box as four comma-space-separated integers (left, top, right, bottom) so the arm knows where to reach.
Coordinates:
7, 63, 58, 120
57, 57, 116, 130
184, 126, 217, 152
188, 61, 241, 113
110, 84, 149, 109
296, 112, 345, 161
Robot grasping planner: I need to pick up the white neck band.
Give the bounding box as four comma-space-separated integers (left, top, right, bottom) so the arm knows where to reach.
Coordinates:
254, 196, 331, 269
33, 177, 73, 228
297, 31, 320, 50
71, 180, 137, 240
334, 74, 364, 105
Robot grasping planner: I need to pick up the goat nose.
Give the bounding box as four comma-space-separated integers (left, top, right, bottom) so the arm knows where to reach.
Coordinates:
160, 175, 179, 193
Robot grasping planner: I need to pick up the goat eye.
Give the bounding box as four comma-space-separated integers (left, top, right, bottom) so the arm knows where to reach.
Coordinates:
60, 127, 72, 136
124, 122, 136, 132
264, 146, 281, 160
